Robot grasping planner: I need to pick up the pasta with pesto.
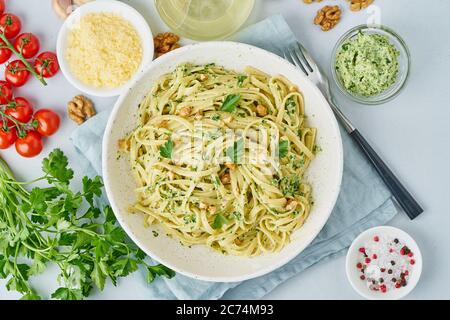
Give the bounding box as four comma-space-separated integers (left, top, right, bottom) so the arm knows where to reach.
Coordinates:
122, 63, 317, 256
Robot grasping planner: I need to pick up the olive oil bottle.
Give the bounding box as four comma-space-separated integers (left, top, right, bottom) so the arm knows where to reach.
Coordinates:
155, 0, 255, 41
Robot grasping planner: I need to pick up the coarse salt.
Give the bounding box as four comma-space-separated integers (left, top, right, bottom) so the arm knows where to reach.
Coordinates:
355, 235, 415, 293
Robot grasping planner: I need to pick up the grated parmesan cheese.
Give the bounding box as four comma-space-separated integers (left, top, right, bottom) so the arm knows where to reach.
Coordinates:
66, 12, 142, 88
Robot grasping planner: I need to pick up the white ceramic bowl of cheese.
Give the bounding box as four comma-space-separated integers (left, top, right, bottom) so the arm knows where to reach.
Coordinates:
57, 0, 154, 97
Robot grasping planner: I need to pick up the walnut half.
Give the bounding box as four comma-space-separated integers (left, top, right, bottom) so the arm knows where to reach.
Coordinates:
347, 0, 374, 12
314, 5, 342, 32
67, 95, 96, 125
154, 32, 181, 58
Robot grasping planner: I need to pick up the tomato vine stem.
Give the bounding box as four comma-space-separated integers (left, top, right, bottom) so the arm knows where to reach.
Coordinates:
0, 32, 47, 86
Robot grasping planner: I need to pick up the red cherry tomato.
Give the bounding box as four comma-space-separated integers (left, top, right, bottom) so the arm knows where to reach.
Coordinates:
0, 13, 21, 39
5, 97, 33, 123
34, 109, 60, 137
0, 39, 11, 64
0, 1, 5, 16
34, 52, 59, 78
0, 80, 12, 104
0, 126, 17, 149
14, 33, 40, 59
15, 130, 43, 157
5, 60, 30, 87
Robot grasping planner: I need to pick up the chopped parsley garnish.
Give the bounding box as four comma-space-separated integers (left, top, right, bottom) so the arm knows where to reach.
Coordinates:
211, 114, 221, 121
237, 75, 247, 87
279, 175, 301, 197
278, 140, 289, 158
285, 97, 296, 115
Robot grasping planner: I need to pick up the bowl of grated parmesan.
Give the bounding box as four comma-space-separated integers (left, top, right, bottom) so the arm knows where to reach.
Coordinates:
57, 0, 154, 97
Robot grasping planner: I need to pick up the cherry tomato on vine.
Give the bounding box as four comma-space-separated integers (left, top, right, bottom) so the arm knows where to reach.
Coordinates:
0, 1, 5, 16
5, 97, 33, 123
0, 39, 11, 63
5, 60, 30, 87
0, 13, 22, 39
15, 130, 43, 157
0, 125, 17, 149
14, 33, 40, 59
34, 52, 59, 78
34, 109, 60, 137
0, 80, 12, 104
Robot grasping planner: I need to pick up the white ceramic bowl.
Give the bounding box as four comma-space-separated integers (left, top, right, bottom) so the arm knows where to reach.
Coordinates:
56, 0, 154, 97
346, 226, 422, 300
102, 42, 343, 282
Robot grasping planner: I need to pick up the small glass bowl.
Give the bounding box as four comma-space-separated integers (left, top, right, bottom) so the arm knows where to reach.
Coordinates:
331, 25, 411, 105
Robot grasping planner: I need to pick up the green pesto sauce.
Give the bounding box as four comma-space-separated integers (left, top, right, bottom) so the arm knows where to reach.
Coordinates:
335, 31, 400, 97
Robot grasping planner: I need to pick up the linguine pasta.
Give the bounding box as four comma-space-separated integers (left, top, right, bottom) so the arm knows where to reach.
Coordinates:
122, 63, 317, 256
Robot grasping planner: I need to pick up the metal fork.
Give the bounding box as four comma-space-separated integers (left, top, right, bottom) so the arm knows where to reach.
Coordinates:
284, 42, 423, 220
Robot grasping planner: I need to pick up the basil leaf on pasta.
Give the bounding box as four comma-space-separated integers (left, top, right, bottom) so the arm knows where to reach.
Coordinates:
220, 94, 241, 113
160, 140, 173, 159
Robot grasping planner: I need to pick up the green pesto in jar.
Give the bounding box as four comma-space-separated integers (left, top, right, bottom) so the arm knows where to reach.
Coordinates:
335, 31, 400, 97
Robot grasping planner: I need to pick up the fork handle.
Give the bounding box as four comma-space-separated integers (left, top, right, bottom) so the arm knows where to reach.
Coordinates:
349, 129, 423, 220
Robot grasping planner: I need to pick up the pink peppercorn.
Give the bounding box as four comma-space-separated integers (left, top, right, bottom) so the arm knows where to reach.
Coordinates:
374, 236, 379, 242
372, 254, 378, 259
356, 263, 362, 269
365, 257, 371, 264
389, 248, 394, 253
400, 248, 405, 255
380, 268, 386, 272
360, 275, 365, 280
395, 282, 401, 289
408, 252, 414, 257
359, 247, 365, 253
410, 259, 415, 265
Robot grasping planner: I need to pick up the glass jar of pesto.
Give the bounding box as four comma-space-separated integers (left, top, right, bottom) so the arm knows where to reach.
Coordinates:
331, 25, 410, 105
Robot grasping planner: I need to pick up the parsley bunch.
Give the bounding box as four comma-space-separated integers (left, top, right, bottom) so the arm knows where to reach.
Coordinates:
0, 149, 174, 300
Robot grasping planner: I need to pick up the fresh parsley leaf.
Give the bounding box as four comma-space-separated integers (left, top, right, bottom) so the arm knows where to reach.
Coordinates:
135, 248, 147, 261
29, 188, 47, 214
51, 287, 83, 300
226, 139, 244, 164
278, 140, 289, 158
42, 149, 74, 184
104, 205, 117, 223
91, 263, 106, 290
6, 277, 30, 294
212, 214, 230, 229
28, 257, 46, 276
160, 140, 174, 159
237, 75, 247, 87
82, 176, 103, 206
0, 255, 8, 279
146, 264, 175, 284
20, 291, 41, 300
112, 258, 138, 277
220, 94, 241, 113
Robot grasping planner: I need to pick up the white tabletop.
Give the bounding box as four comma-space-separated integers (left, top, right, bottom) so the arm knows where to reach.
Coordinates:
1, 0, 449, 300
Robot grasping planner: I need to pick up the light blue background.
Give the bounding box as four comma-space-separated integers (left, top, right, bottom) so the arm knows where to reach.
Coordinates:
1, 0, 449, 299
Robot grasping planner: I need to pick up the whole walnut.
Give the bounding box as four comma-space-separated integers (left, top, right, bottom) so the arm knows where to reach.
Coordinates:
67, 95, 96, 125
